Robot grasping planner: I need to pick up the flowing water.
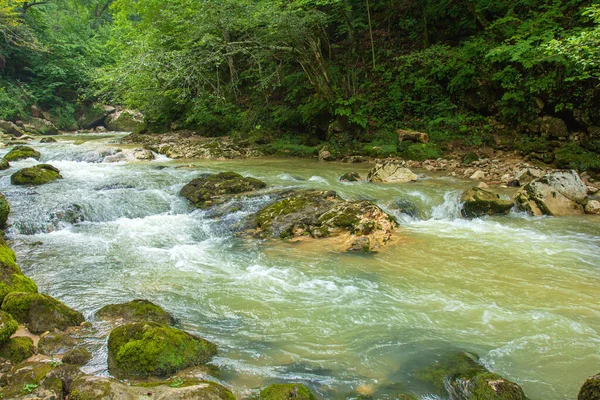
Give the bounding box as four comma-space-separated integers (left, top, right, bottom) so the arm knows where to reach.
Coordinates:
1, 134, 599, 399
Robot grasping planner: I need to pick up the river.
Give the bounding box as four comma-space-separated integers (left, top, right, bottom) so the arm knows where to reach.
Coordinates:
1, 134, 599, 399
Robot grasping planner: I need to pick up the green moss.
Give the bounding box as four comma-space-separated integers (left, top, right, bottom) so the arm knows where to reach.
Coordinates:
96, 299, 175, 325
38, 331, 77, 355
578, 373, 600, 400
0, 159, 9, 170
362, 144, 397, 158
0, 309, 18, 343
259, 383, 317, 400
107, 322, 217, 378
461, 372, 527, 400
400, 143, 442, 161
1, 292, 84, 334
0, 336, 34, 363
3, 146, 41, 162
0, 238, 38, 303
0, 193, 9, 230
416, 351, 486, 390
554, 144, 600, 172
0, 361, 54, 398
62, 347, 92, 365
11, 164, 62, 186
461, 187, 514, 218
180, 172, 267, 208
255, 196, 311, 229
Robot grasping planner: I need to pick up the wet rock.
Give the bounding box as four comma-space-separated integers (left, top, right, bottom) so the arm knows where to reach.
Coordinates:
461, 187, 514, 218
251, 190, 396, 253
0, 336, 35, 363
318, 148, 336, 161
38, 331, 78, 356
62, 347, 92, 365
367, 161, 418, 183
392, 199, 419, 218
0, 310, 18, 343
104, 109, 144, 132
515, 170, 587, 216
0, 361, 61, 399
39, 137, 57, 143
0, 193, 10, 230
260, 383, 317, 400
180, 171, 267, 209
1, 292, 84, 334
398, 129, 429, 143
0, 238, 38, 303
19, 117, 59, 136
578, 373, 600, 400
585, 200, 600, 215
339, 171, 361, 182
11, 164, 62, 185
3, 146, 41, 162
76, 104, 115, 129
132, 148, 155, 160
0, 159, 9, 170
107, 322, 217, 379
0, 120, 25, 137
50, 203, 85, 225
96, 299, 175, 326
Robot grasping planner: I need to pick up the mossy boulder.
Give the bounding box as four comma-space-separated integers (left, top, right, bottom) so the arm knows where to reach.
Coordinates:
96, 299, 175, 326
0, 361, 60, 399
259, 383, 317, 400
180, 171, 267, 208
76, 104, 115, 129
0, 309, 18, 343
0, 192, 9, 230
104, 109, 144, 132
578, 373, 600, 400
107, 322, 217, 379
3, 146, 41, 162
10, 164, 62, 186
0, 158, 9, 170
0, 238, 38, 303
62, 347, 92, 365
0, 336, 34, 363
38, 331, 78, 355
461, 187, 514, 218
339, 171, 361, 182
1, 292, 84, 334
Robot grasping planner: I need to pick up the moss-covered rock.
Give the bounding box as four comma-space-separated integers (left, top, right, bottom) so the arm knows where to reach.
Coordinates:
38, 331, 78, 355
40, 137, 57, 143
0, 336, 34, 363
1, 292, 84, 334
0, 309, 18, 343
339, 172, 361, 182
0, 158, 9, 170
76, 104, 115, 129
180, 171, 267, 209
3, 146, 41, 162
0, 193, 9, 231
417, 351, 486, 390
0, 238, 38, 303
259, 383, 317, 400
0, 361, 59, 399
96, 299, 175, 326
10, 164, 62, 186
107, 322, 217, 379
104, 109, 144, 132
461, 187, 514, 218
578, 373, 600, 400
62, 347, 92, 365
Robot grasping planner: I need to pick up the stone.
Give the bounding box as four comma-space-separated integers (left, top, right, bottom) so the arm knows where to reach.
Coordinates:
40, 137, 57, 143
76, 104, 115, 129
132, 148, 155, 160
0, 238, 38, 303
578, 373, 600, 400
1, 292, 84, 334
461, 187, 514, 218
318, 148, 336, 161
397, 129, 429, 143
367, 162, 418, 183
0, 336, 34, 363
535, 116, 569, 138
541, 170, 587, 204
3, 146, 41, 161
585, 200, 600, 215
10, 164, 62, 185
0, 193, 9, 230
0, 120, 25, 137
180, 172, 267, 209
462, 152, 480, 165
514, 168, 544, 186
393, 199, 419, 218
62, 347, 92, 365
0, 310, 18, 343
104, 109, 144, 132
515, 170, 587, 216
107, 322, 217, 379
0, 361, 63, 399
260, 383, 317, 400
38, 331, 78, 356
339, 171, 361, 182
96, 299, 175, 326
470, 170, 485, 180
0, 159, 9, 170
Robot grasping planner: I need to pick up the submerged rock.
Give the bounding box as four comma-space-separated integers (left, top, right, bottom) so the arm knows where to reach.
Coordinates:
0, 336, 35, 363
0, 193, 10, 230
392, 199, 419, 218
0, 159, 9, 170
180, 171, 267, 209
578, 373, 600, 400
367, 161, 418, 183
0, 238, 38, 303
38, 331, 78, 355
260, 383, 317, 400
107, 322, 217, 379
515, 170, 587, 216
3, 146, 41, 162
96, 299, 175, 326
461, 187, 514, 218
339, 171, 361, 182
40, 137, 57, 143
1, 292, 84, 334
11, 164, 62, 186
251, 190, 396, 253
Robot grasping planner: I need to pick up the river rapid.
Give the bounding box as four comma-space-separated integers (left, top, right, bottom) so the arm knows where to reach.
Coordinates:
1, 134, 599, 399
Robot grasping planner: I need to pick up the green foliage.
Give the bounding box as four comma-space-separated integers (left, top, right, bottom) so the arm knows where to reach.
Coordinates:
400, 143, 442, 161
21, 383, 38, 394
554, 144, 600, 172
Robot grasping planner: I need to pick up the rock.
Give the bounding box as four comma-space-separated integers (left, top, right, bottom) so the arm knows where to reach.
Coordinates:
0, 159, 9, 170
585, 200, 600, 215
463, 152, 480, 165
470, 170, 485, 180
260, 383, 317, 400
40, 137, 57, 143
318, 148, 336, 161
514, 168, 544, 186
104, 109, 144, 132
62, 347, 92, 365
0, 193, 10, 230
180, 172, 267, 209
0, 120, 25, 136
95, 125, 108, 132
76, 104, 115, 129
251, 190, 396, 253
1, 292, 84, 334
587, 185, 599, 195
531, 116, 569, 138
107, 322, 217, 379
392, 199, 419, 218
96, 299, 175, 326
11, 164, 62, 185
69, 375, 138, 400
0, 310, 18, 343
0, 238, 38, 303
541, 170, 587, 204
367, 162, 418, 183
0, 336, 34, 363
397, 129, 429, 143
578, 373, 600, 400
0, 361, 62, 399
132, 148, 155, 160
339, 171, 361, 182
515, 170, 587, 216
22, 117, 59, 136
3, 145, 41, 161
461, 187, 514, 218
38, 331, 78, 356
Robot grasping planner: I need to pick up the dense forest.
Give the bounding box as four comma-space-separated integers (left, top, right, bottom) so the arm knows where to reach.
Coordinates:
1, 0, 600, 168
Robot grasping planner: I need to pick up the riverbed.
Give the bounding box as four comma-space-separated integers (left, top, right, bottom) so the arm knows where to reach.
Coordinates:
1, 134, 599, 399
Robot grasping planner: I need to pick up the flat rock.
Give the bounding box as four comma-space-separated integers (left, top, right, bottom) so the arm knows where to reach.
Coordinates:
367, 162, 417, 183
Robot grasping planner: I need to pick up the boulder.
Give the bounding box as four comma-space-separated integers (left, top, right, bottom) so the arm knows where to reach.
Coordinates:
0, 361, 59, 398
96, 299, 175, 326
515, 170, 587, 216
40, 137, 57, 143
107, 322, 217, 379
76, 104, 115, 129
62, 347, 92, 365
0, 193, 9, 230
20, 117, 59, 136
318, 148, 336, 161
104, 109, 144, 132
11, 164, 62, 185
585, 200, 600, 215
1, 292, 84, 334
461, 187, 514, 218
3, 145, 41, 161
260, 383, 317, 400
38, 331, 78, 355
180, 172, 267, 209
0, 159, 9, 170
514, 168, 544, 186
0, 120, 25, 136
132, 148, 155, 160
251, 190, 396, 253
0, 336, 34, 363
339, 171, 361, 182
0, 310, 18, 343
0, 238, 38, 303
578, 373, 600, 400
470, 170, 485, 180
530, 116, 569, 138
397, 129, 429, 143
367, 162, 418, 183
393, 199, 419, 218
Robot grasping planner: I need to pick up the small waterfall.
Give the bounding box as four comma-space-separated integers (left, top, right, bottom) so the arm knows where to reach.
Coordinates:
430, 191, 463, 220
